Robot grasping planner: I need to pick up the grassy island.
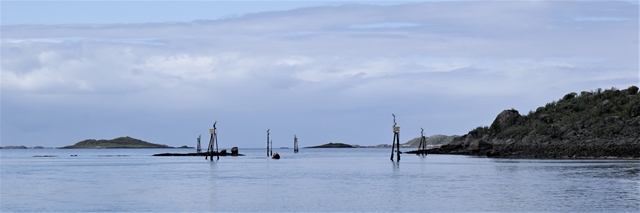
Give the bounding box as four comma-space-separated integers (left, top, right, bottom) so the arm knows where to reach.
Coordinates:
61, 136, 173, 149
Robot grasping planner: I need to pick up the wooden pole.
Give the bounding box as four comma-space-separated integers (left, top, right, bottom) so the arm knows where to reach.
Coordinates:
196, 134, 201, 153
294, 134, 299, 153
267, 129, 270, 157
206, 127, 214, 161
396, 128, 401, 161
390, 133, 395, 161
390, 114, 400, 162
214, 122, 219, 161
421, 128, 427, 155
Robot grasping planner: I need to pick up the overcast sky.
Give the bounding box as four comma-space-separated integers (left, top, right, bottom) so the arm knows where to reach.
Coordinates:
1, 1, 638, 148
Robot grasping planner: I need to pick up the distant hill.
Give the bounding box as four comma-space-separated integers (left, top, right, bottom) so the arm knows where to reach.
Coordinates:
403, 134, 458, 147
61, 136, 173, 149
306, 142, 354, 148
429, 86, 640, 159
1, 146, 28, 149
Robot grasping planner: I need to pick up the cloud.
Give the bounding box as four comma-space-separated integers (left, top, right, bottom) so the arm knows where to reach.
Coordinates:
1, 1, 638, 147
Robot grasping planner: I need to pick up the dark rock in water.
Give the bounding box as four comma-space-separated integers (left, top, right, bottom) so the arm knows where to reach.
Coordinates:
219, 149, 227, 155
231, 147, 238, 155
272, 152, 281, 159
404, 149, 429, 155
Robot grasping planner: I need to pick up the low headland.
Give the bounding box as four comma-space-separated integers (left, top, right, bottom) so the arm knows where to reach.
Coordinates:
61, 136, 175, 149
428, 86, 640, 159
306, 142, 355, 148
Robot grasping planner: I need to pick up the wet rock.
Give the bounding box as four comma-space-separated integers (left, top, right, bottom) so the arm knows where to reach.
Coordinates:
231, 147, 238, 155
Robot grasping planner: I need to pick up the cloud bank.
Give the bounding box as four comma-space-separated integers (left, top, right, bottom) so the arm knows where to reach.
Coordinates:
1, 1, 638, 147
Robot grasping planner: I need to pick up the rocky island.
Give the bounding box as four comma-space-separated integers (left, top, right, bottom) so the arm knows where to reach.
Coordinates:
306, 142, 355, 148
61, 136, 174, 149
428, 86, 640, 159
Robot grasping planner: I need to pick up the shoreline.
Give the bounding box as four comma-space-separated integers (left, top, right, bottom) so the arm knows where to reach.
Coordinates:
427, 141, 640, 159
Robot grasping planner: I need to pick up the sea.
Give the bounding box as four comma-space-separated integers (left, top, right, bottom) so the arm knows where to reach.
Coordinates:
1, 148, 638, 212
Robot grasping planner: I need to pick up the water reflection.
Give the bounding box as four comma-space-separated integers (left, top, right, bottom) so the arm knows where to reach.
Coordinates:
490, 158, 640, 211
392, 161, 400, 172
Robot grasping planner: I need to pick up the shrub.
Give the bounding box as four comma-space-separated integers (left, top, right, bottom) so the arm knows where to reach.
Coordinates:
629, 85, 639, 95
470, 126, 490, 137
563, 92, 577, 100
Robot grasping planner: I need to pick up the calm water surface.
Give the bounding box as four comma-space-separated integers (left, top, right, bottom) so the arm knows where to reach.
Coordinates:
1, 148, 638, 212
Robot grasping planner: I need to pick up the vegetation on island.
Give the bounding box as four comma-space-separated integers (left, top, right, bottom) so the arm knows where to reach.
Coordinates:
430, 86, 640, 158
61, 136, 173, 149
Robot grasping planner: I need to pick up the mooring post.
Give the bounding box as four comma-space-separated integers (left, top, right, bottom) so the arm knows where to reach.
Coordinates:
294, 134, 299, 153
270, 140, 273, 156
416, 128, 427, 156
420, 128, 427, 156
214, 122, 219, 161
267, 129, 270, 157
396, 125, 401, 161
390, 114, 401, 162
206, 122, 218, 161
196, 134, 201, 153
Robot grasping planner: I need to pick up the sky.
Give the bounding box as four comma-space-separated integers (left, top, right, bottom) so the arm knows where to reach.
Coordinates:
1, 1, 638, 148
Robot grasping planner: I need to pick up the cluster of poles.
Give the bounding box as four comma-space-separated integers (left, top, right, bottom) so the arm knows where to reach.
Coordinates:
195, 114, 427, 162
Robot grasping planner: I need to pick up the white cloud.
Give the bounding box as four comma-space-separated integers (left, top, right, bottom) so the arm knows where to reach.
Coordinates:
1, 1, 637, 147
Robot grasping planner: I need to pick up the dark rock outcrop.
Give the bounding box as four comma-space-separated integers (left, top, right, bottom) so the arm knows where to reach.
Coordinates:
231, 147, 239, 155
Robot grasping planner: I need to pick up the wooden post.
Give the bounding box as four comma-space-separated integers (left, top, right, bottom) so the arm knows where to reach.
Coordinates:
294, 134, 299, 153
419, 128, 427, 156
390, 114, 401, 162
395, 126, 401, 161
196, 134, 201, 153
420, 128, 427, 156
267, 129, 270, 157
214, 123, 219, 161
206, 122, 218, 161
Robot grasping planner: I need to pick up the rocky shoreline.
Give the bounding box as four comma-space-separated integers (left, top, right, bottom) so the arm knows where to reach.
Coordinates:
428, 140, 640, 159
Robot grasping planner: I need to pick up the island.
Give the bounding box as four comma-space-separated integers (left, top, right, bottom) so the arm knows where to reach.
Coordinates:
1, 146, 28, 149
306, 142, 354, 148
428, 86, 640, 159
61, 136, 173, 149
